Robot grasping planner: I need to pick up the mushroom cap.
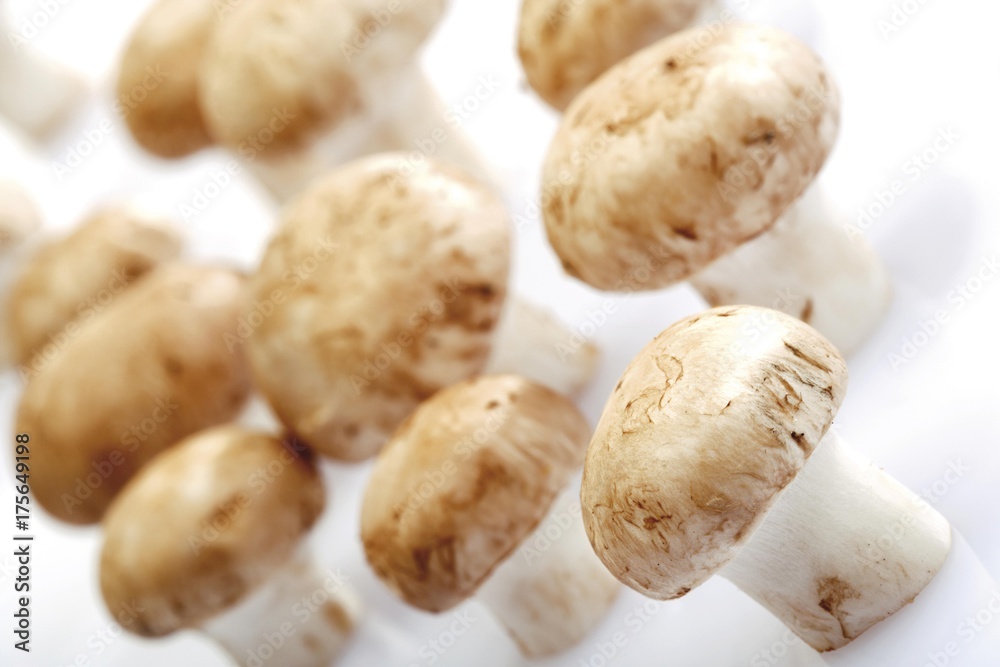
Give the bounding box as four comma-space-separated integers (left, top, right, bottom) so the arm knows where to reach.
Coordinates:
117, 0, 215, 158
0, 182, 41, 254
518, 0, 713, 110
542, 23, 839, 290
199, 0, 447, 155
581, 306, 847, 599
247, 154, 510, 461
100, 426, 324, 637
16, 264, 252, 524
361, 375, 590, 612
5, 208, 182, 363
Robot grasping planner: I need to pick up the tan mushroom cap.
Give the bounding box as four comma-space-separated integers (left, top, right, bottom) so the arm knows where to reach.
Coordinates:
5, 208, 182, 363
519, 0, 713, 110
199, 0, 447, 155
100, 426, 324, 637
248, 154, 510, 461
582, 306, 847, 599
16, 264, 252, 524
542, 23, 839, 290
117, 0, 215, 158
362, 375, 590, 612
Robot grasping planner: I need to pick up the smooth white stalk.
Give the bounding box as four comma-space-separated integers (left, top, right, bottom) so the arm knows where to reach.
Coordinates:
483, 297, 600, 397
201, 549, 359, 667
476, 485, 620, 657
721, 431, 951, 652
690, 185, 891, 356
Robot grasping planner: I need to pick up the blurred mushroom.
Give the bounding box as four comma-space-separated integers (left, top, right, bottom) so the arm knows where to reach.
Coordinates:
101, 425, 357, 667
542, 24, 890, 355
0, 181, 40, 365
363, 374, 618, 656
15, 264, 252, 523
247, 154, 597, 461
581, 305, 951, 651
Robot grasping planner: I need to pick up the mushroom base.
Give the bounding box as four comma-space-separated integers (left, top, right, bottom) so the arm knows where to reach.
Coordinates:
476, 484, 620, 657
201, 549, 358, 667
720, 430, 952, 652
0, 36, 86, 142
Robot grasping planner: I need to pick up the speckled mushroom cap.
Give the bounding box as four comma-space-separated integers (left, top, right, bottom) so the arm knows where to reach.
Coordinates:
542, 23, 839, 290
247, 154, 509, 461
518, 0, 713, 110
100, 426, 325, 636
199, 0, 447, 155
5, 208, 182, 363
361, 375, 590, 612
582, 306, 847, 598
117, 0, 215, 158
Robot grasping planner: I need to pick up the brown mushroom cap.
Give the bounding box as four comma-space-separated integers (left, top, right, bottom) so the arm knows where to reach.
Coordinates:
542, 23, 839, 290
199, 0, 447, 155
117, 0, 215, 158
361, 375, 590, 612
16, 264, 252, 524
100, 426, 324, 636
582, 306, 847, 598
518, 0, 713, 110
247, 154, 510, 461
5, 208, 182, 363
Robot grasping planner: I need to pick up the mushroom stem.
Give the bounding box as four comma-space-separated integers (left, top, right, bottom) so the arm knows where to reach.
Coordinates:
247, 67, 496, 201
719, 430, 951, 652
201, 549, 358, 667
476, 485, 620, 657
483, 298, 600, 396
689, 185, 890, 356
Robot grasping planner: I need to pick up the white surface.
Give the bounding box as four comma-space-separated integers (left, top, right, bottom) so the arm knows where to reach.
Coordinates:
1, 0, 999, 666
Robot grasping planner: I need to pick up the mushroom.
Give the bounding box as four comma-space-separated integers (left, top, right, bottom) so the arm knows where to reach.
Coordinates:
15, 264, 252, 523
542, 23, 890, 355
581, 305, 951, 652
0, 1, 87, 141
0, 181, 40, 365
198, 0, 492, 200
362, 374, 618, 656
247, 153, 598, 461
3, 207, 182, 365
100, 425, 357, 667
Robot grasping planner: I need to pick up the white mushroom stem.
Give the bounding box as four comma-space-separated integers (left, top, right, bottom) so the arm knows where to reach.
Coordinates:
690, 185, 891, 356
201, 549, 359, 667
720, 430, 952, 652
483, 298, 600, 397
247, 67, 496, 201
476, 484, 620, 657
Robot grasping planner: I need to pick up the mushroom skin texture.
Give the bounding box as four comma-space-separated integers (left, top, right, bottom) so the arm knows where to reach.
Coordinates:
582, 306, 951, 651
4, 208, 182, 365
362, 375, 618, 656
15, 264, 252, 524
518, 0, 716, 110
101, 426, 357, 666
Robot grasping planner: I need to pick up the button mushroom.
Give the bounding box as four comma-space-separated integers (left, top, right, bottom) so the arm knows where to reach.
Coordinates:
581, 305, 951, 652
0, 181, 40, 364
15, 264, 252, 523
100, 425, 357, 667
246, 154, 597, 461
362, 374, 618, 656
542, 24, 890, 355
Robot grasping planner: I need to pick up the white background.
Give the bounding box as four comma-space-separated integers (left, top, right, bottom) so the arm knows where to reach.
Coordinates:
1, 0, 999, 665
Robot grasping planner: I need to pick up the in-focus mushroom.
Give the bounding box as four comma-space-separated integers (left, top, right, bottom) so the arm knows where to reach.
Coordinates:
542, 24, 890, 355
4, 207, 182, 365
362, 374, 618, 656
581, 305, 951, 651
15, 264, 252, 523
247, 154, 597, 461
101, 425, 357, 667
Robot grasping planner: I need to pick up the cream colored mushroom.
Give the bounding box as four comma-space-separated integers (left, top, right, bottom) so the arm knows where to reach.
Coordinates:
100, 425, 357, 667
0, 181, 41, 364
362, 374, 618, 656
581, 305, 951, 652
247, 154, 597, 461
542, 24, 890, 355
